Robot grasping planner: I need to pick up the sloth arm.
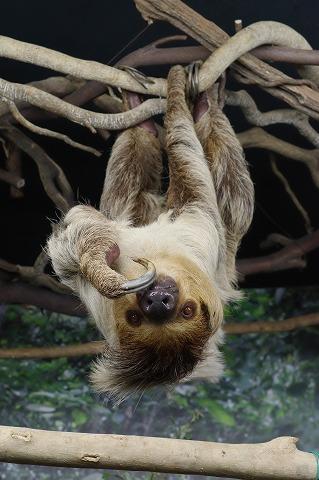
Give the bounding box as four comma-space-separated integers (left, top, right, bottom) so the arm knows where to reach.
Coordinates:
165, 65, 222, 231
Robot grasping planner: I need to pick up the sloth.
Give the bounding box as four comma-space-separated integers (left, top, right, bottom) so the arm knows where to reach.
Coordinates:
47, 65, 254, 401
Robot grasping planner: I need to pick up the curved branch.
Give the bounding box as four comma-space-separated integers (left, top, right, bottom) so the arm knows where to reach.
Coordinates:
0, 35, 166, 95
0, 78, 166, 130
0, 76, 81, 119
199, 21, 319, 92
5, 100, 101, 157
1, 126, 74, 212
237, 230, 319, 276
238, 127, 319, 188
225, 89, 319, 148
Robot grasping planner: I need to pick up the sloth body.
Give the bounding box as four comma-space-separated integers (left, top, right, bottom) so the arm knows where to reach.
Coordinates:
47, 66, 254, 400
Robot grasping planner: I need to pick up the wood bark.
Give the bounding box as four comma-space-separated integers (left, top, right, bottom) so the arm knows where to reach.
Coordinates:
0, 427, 316, 479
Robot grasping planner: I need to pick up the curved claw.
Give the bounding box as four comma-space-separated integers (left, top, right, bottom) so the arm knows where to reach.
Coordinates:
121, 258, 156, 294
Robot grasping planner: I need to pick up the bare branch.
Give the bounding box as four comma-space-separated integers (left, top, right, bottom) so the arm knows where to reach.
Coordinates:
270, 156, 313, 233
225, 89, 319, 148
238, 127, 319, 188
0, 78, 166, 130
237, 230, 319, 276
0, 426, 316, 479
3, 142, 24, 198
1, 126, 74, 212
0, 258, 69, 294
5, 100, 102, 157
0, 167, 24, 189
0, 76, 81, 119
0, 35, 166, 95
134, 0, 319, 119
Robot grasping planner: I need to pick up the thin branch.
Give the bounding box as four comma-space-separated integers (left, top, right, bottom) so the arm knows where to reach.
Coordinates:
270, 156, 313, 233
225, 89, 319, 148
1, 126, 74, 212
0, 78, 166, 130
1, 312, 318, 360
0, 258, 69, 294
5, 100, 102, 157
0, 427, 315, 479
4, 142, 24, 198
0, 276, 85, 316
0, 167, 24, 188
237, 230, 319, 276
238, 127, 319, 188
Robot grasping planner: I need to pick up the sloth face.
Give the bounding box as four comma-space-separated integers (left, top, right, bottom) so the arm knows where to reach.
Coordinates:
90, 255, 224, 402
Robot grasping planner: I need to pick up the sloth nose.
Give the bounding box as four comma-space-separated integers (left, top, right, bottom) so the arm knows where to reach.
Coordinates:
137, 277, 179, 324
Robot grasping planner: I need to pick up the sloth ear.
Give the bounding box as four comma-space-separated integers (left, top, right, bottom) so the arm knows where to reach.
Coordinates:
184, 329, 225, 383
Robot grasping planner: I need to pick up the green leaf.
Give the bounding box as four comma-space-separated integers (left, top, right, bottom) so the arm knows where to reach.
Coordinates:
198, 399, 236, 427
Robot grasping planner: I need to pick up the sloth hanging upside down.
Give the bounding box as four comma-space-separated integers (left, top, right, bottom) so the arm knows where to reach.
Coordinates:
47, 65, 254, 402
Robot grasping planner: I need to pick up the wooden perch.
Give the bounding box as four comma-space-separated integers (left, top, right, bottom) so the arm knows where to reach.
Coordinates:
0, 427, 316, 479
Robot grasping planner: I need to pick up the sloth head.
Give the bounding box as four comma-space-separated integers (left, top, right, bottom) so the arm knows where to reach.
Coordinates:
90, 254, 224, 402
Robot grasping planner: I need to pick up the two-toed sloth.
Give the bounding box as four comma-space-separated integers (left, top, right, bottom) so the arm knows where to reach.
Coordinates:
47, 66, 254, 401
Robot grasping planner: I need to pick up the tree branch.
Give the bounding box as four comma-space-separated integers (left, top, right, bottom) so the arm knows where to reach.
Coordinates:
1, 126, 74, 212
134, 0, 319, 119
0, 426, 315, 479
237, 230, 319, 276
225, 89, 319, 148
0, 168, 24, 189
270, 156, 313, 233
238, 127, 319, 188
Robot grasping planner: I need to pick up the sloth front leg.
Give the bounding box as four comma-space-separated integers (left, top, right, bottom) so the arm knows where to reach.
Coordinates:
47, 205, 126, 297
164, 65, 221, 225
100, 92, 163, 226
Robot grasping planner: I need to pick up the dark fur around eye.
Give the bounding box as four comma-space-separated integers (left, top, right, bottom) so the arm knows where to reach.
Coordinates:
126, 310, 142, 326
181, 301, 197, 319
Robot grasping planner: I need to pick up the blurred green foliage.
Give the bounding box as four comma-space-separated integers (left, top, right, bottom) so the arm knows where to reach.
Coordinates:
0, 286, 318, 480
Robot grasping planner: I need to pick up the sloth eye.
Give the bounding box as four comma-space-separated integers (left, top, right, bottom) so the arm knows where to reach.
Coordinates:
181, 302, 196, 319
126, 310, 142, 326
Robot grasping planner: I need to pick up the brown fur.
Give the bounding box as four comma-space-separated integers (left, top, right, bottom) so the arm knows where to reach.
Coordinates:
47, 65, 254, 401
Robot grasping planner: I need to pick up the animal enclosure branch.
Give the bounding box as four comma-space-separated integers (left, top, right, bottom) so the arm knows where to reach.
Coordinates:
0, 427, 316, 479
134, 0, 319, 119
225, 89, 319, 148
2, 18, 319, 129
1, 312, 318, 359
0, 167, 24, 189
270, 157, 313, 233
0, 78, 166, 130
237, 229, 319, 276
5, 100, 102, 157
238, 127, 319, 188
1, 126, 74, 212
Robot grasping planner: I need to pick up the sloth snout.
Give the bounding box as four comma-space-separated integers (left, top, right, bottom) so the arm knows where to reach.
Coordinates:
137, 276, 179, 325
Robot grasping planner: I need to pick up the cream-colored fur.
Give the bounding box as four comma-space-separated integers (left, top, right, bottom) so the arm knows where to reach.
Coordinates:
47, 66, 254, 400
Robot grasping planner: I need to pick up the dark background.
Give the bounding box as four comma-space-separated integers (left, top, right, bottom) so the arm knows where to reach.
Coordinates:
0, 0, 318, 287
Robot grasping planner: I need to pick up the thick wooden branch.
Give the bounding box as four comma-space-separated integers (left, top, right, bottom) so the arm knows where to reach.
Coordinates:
0, 426, 315, 479
134, 0, 319, 119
